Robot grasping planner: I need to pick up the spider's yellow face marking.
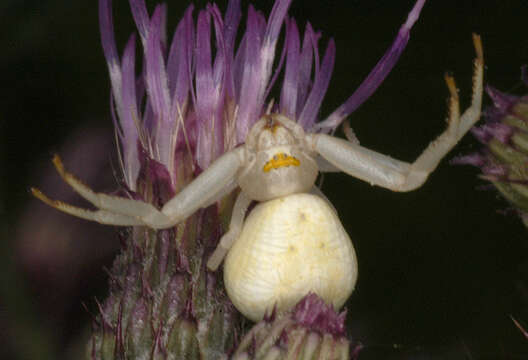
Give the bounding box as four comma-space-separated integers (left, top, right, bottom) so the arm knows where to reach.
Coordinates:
263, 152, 300, 173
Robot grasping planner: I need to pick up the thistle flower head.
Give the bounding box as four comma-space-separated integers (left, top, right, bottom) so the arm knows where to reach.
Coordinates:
100, 0, 425, 192
454, 70, 528, 224
92, 0, 427, 356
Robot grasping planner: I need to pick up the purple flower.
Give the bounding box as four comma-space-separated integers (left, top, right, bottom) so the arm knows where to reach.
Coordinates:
99, 0, 426, 191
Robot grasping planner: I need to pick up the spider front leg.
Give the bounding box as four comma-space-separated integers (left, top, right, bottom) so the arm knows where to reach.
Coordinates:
32, 186, 148, 226
311, 34, 483, 192
32, 155, 159, 226
33, 147, 246, 229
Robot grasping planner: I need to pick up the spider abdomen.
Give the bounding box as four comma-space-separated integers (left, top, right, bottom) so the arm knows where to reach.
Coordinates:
224, 193, 357, 321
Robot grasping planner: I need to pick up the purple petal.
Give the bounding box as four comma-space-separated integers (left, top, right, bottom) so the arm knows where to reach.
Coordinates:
167, 5, 193, 126
210, 4, 228, 157
298, 39, 335, 129
224, 0, 242, 52
195, 10, 215, 123
232, 32, 246, 103
223, 0, 242, 98
235, 6, 266, 141
99, 0, 119, 70
296, 23, 319, 118
315, 0, 427, 132
260, 0, 292, 100
137, 64, 156, 136
129, 0, 150, 44
311, 28, 321, 84
263, 23, 287, 103
145, 5, 172, 163
209, 4, 227, 86
195, 9, 220, 168
235, 1, 292, 141
158, 3, 168, 50
121, 34, 141, 185
99, 0, 123, 120
280, 19, 301, 118
264, 0, 293, 46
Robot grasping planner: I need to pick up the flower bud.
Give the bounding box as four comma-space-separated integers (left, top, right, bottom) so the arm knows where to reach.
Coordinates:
233, 294, 359, 360
454, 78, 528, 225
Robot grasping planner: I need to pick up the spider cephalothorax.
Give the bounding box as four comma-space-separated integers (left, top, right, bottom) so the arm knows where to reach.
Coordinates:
238, 114, 319, 201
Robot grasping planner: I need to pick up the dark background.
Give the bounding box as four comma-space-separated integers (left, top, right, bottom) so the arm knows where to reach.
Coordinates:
2, 0, 528, 359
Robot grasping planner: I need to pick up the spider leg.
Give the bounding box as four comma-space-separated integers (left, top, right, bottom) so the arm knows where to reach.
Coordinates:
34, 147, 246, 229
207, 191, 252, 271
159, 147, 245, 223
411, 34, 483, 176
315, 155, 340, 173
311, 35, 484, 192
51, 154, 166, 219
31, 188, 144, 226
201, 178, 239, 209
459, 34, 484, 135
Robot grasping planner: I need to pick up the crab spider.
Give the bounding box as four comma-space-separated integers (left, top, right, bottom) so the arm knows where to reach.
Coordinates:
33, 35, 483, 275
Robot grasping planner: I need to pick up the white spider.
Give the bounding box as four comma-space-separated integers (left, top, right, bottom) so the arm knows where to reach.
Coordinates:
33, 36, 483, 321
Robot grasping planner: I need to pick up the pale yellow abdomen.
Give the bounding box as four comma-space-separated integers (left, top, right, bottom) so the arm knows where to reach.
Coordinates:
224, 193, 357, 321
